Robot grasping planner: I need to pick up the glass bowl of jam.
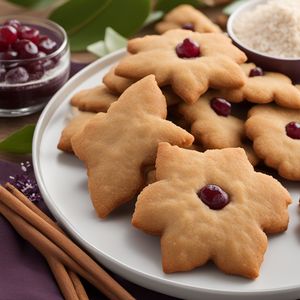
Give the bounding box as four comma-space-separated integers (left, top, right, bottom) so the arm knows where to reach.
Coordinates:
0, 16, 70, 117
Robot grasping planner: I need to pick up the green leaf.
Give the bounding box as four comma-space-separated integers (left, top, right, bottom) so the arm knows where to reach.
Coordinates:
50, 0, 151, 52
87, 40, 109, 57
143, 11, 164, 26
6, 0, 53, 8
155, 0, 202, 13
223, 0, 249, 15
0, 125, 35, 154
105, 27, 127, 53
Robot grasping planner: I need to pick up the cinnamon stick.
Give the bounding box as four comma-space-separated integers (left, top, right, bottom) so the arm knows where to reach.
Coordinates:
5, 183, 88, 300
0, 185, 134, 300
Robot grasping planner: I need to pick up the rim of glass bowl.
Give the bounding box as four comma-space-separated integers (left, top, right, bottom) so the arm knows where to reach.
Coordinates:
227, 0, 300, 61
0, 15, 68, 64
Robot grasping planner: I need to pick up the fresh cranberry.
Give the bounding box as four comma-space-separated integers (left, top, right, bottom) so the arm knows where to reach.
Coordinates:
5, 67, 29, 84
0, 50, 18, 60
176, 38, 200, 58
286, 122, 300, 139
0, 64, 5, 82
249, 67, 264, 77
38, 37, 57, 54
4, 19, 21, 30
27, 61, 44, 80
0, 41, 8, 51
0, 25, 18, 45
210, 97, 231, 117
37, 51, 46, 59
43, 59, 56, 71
17, 40, 39, 59
18, 26, 40, 44
198, 184, 229, 210
181, 23, 195, 31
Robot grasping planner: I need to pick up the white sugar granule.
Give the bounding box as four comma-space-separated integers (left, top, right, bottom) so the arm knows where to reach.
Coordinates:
233, 0, 300, 58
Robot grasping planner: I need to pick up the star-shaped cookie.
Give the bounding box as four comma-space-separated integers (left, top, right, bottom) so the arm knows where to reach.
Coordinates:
155, 5, 221, 34
71, 85, 118, 113
132, 143, 291, 278
178, 92, 259, 165
115, 29, 247, 104
57, 111, 95, 153
218, 63, 300, 108
71, 75, 194, 218
246, 104, 300, 180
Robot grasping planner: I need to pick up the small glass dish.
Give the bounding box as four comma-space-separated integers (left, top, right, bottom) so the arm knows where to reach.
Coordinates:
0, 15, 70, 117
227, 0, 300, 84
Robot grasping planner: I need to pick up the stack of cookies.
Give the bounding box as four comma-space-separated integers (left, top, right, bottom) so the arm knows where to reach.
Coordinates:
57, 5, 298, 279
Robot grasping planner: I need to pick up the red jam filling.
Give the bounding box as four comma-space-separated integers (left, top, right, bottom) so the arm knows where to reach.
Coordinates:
198, 184, 229, 210
249, 67, 264, 77
176, 38, 200, 58
210, 97, 231, 117
286, 122, 300, 139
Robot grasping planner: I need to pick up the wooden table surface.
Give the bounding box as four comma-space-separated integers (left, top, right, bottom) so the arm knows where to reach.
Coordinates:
0, 1, 224, 162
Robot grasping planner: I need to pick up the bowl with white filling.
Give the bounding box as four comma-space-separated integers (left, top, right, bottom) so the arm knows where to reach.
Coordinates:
227, 0, 300, 83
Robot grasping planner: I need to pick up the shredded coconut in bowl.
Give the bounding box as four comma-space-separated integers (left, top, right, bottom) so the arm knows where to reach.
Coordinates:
233, 0, 300, 58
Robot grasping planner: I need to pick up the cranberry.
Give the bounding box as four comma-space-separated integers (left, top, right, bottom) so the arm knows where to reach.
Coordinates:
27, 61, 44, 80
0, 64, 5, 82
38, 37, 57, 54
0, 41, 8, 51
17, 40, 39, 59
0, 25, 18, 45
0, 50, 18, 60
181, 23, 195, 31
176, 38, 200, 58
18, 26, 40, 44
286, 122, 300, 139
210, 97, 231, 117
43, 59, 56, 71
5, 67, 29, 84
4, 19, 21, 30
249, 67, 264, 77
198, 184, 229, 210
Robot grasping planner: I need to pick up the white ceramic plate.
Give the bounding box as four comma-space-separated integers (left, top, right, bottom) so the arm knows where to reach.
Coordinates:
33, 49, 300, 300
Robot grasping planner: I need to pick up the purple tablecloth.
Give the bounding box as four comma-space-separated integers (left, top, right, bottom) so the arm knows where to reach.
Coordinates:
0, 62, 179, 300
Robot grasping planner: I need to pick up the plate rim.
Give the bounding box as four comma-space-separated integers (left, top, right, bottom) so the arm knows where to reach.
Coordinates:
32, 49, 300, 300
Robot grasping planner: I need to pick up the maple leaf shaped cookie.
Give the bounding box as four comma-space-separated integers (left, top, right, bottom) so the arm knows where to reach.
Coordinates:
71, 75, 194, 218
132, 143, 291, 278
178, 92, 259, 165
71, 85, 118, 113
218, 63, 300, 108
245, 104, 300, 180
115, 29, 247, 104
155, 5, 221, 34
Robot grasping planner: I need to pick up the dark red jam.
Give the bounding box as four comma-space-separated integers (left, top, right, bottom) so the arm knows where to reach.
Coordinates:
176, 38, 200, 58
286, 122, 300, 139
210, 97, 231, 117
198, 184, 229, 210
0, 19, 69, 113
249, 67, 264, 77
181, 23, 195, 31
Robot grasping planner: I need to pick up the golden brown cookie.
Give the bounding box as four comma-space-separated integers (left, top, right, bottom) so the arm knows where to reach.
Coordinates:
71, 75, 194, 218
115, 29, 247, 104
178, 92, 259, 165
71, 85, 118, 113
132, 143, 291, 278
246, 104, 300, 180
103, 66, 135, 95
155, 5, 221, 34
57, 112, 95, 153
103, 67, 182, 107
218, 63, 300, 109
